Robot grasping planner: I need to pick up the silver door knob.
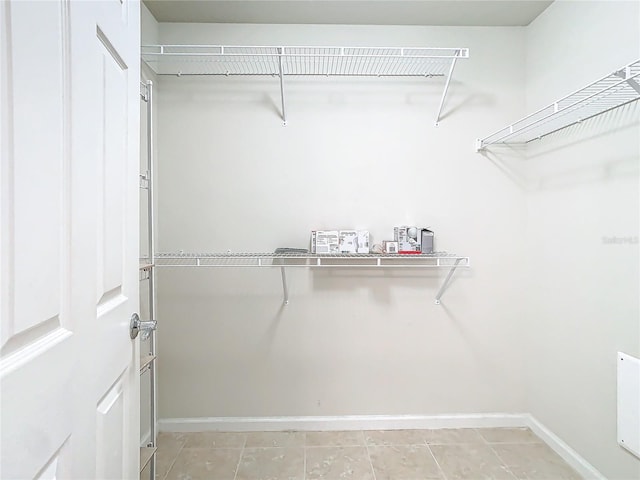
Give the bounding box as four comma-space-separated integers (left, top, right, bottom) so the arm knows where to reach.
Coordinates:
130, 313, 157, 339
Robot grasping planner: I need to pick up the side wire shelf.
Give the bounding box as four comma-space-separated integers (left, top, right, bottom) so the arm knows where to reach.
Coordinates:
477, 59, 640, 150
155, 252, 470, 305
141, 44, 469, 125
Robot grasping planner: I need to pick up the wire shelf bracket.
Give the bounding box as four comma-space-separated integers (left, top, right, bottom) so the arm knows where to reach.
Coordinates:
141, 45, 469, 125
155, 252, 470, 305
476, 59, 640, 151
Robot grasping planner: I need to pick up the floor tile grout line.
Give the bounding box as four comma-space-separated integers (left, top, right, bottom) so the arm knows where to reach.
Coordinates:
303, 432, 306, 480
362, 431, 378, 480
232, 433, 247, 480
159, 438, 186, 480
474, 427, 491, 445
485, 442, 520, 480
425, 443, 449, 480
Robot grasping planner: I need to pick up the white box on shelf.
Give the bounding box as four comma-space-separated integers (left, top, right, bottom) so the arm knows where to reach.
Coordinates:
394, 225, 420, 253
356, 231, 370, 254
311, 230, 339, 254
339, 230, 358, 253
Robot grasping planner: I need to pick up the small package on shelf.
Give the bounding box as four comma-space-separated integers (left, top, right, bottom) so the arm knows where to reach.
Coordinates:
311, 230, 339, 254
383, 241, 399, 254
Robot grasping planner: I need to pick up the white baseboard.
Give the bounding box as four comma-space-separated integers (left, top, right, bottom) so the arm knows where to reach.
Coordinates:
158, 413, 528, 433
524, 414, 605, 480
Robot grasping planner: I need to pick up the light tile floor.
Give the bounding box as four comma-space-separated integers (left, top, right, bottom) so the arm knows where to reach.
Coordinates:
141, 428, 582, 480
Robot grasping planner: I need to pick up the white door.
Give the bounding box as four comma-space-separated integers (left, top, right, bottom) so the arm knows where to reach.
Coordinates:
1, 1, 140, 479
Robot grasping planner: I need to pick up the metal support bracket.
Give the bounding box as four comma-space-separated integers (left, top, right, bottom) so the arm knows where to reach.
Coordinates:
139, 172, 149, 189
277, 47, 287, 126
614, 67, 640, 94
280, 267, 289, 305
139, 81, 149, 102
435, 51, 459, 126
434, 258, 464, 305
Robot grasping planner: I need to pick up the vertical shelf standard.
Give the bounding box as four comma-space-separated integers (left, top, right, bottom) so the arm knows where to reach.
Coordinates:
139, 80, 158, 478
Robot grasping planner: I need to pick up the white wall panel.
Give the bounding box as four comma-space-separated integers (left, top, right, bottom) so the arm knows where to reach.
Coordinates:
524, 2, 640, 478
152, 22, 529, 419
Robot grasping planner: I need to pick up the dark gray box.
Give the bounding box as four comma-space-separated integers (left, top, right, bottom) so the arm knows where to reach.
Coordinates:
420, 229, 434, 253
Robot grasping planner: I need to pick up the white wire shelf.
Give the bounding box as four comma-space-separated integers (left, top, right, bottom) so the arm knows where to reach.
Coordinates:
141, 44, 469, 125
155, 252, 469, 305
477, 59, 640, 150
155, 251, 469, 268
141, 45, 467, 77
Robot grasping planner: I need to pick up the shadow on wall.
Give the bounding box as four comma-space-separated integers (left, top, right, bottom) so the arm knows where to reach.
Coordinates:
159, 75, 476, 113
477, 101, 640, 191
310, 268, 470, 306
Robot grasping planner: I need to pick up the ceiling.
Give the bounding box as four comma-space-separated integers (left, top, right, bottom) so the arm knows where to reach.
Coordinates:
143, 0, 554, 26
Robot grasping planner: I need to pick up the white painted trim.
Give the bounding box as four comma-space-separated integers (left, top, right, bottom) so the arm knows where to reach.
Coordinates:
524, 414, 605, 480
158, 413, 529, 433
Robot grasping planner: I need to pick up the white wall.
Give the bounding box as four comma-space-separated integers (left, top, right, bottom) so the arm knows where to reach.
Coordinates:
524, 1, 640, 479
151, 23, 529, 419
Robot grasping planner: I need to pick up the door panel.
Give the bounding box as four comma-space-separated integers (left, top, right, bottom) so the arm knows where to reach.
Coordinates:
96, 372, 128, 479
91, 2, 139, 475
0, 2, 74, 478
97, 27, 127, 306
1, 0, 69, 347
12, 0, 67, 338
0, 0, 140, 478
1, 340, 73, 478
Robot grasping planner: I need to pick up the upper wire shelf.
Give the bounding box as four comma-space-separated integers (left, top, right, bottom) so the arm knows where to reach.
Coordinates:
140, 44, 469, 125
477, 59, 640, 150
141, 45, 468, 77
154, 252, 470, 268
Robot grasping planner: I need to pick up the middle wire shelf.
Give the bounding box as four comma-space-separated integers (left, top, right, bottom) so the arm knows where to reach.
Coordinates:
155, 251, 469, 268
155, 252, 470, 304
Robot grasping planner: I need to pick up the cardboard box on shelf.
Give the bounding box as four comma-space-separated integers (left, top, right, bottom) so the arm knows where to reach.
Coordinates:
356, 231, 370, 254
312, 229, 370, 254
393, 226, 435, 253
420, 228, 434, 253
394, 225, 420, 253
311, 230, 339, 254
339, 230, 358, 253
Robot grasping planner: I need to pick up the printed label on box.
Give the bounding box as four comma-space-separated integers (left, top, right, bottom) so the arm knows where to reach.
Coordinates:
356, 231, 370, 254
313, 230, 339, 254
339, 230, 358, 253
394, 225, 421, 252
